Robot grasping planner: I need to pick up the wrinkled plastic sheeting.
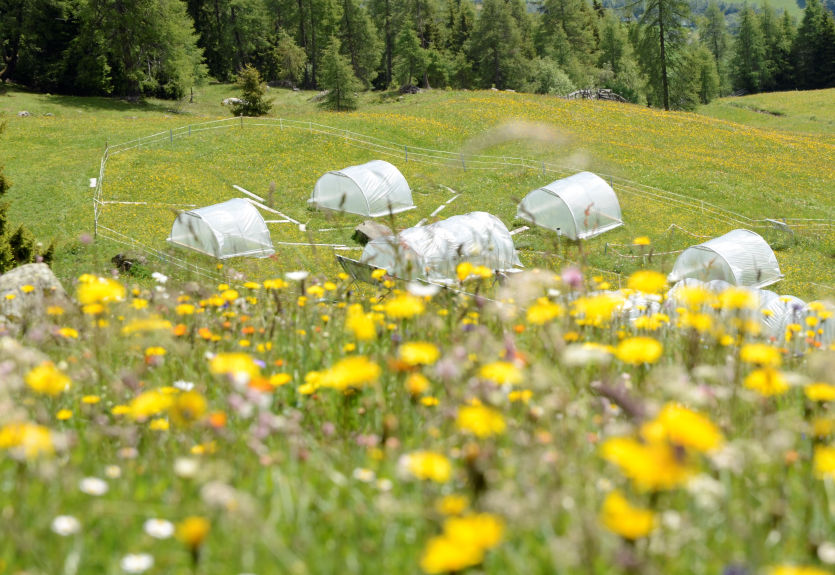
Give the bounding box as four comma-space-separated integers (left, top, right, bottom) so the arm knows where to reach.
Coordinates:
516, 171, 623, 240
361, 212, 521, 282
309, 160, 415, 217
669, 229, 782, 289
623, 293, 662, 321
168, 198, 274, 259
759, 293, 806, 341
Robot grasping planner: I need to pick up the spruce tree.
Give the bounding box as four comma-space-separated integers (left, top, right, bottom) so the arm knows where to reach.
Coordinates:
732, 5, 766, 93
339, 0, 383, 87
632, 0, 690, 109
393, 26, 427, 89
699, 0, 731, 92
319, 37, 362, 111
231, 64, 273, 116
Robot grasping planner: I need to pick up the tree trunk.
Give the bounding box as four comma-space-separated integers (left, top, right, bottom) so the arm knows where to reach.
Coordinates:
658, 1, 669, 110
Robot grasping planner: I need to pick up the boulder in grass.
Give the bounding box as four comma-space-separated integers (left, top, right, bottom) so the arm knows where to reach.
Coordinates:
352, 221, 392, 246
222, 97, 244, 106
0, 263, 73, 336
17, 111, 30, 117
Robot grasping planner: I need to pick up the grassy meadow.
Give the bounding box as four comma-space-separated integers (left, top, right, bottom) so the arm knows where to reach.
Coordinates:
0, 83, 835, 574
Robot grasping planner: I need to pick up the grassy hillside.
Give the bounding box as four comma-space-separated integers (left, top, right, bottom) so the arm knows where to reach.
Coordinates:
698, 89, 835, 135
0, 83, 833, 298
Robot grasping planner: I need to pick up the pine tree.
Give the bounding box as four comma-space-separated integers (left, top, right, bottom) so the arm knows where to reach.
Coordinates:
793, 0, 835, 89
632, 0, 690, 110
274, 29, 307, 87
319, 37, 362, 110
732, 5, 766, 93
699, 0, 731, 93
469, 0, 532, 89
339, 0, 383, 87
393, 26, 427, 88
231, 64, 273, 116
597, 10, 644, 102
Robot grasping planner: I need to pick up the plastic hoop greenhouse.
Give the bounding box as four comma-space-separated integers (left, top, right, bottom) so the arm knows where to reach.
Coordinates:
308, 160, 415, 217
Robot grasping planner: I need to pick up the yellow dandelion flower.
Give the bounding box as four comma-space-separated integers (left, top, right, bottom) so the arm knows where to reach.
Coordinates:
740, 343, 781, 368
77, 276, 125, 305
81, 395, 101, 404
399, 342, 440, 366
318, 356, 381, 391
443, 514, 504, 551
209, 352, 260, 382
769, 566, 833, 575
806, 383, 835, 402
479, 361, 523, 385
456, 405, 506, 438
0, 422, 54, 458
571, 293, 624, 327
129, 390, 173, 420
744, 368, 789, 397
121, 316, 173, 335
435, 495, 469, 516
56, 409, 73, 420
640, 404, 723, 453
814, 446, 835, 480
633, 236, 651, 246
176, 516, 211, 549
719, 287, 758, 310
384, 293, 425, 319
600, 437, 696, 491
169, 391, 208, 426
149, 418, 170, 431
406, 373, 431, 395
627, 270, 667, 294
420, 535, 483, 574
58, 327, 79, 339
600, 490, 656, 540
615, 337, 663, 365
346, 304, 377, 341
526, 298, 563, 325
406, 451, 452, 483
25, 362, 71, 396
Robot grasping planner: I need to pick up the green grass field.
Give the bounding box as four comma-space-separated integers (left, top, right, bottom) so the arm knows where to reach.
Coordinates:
2, 84, 835, 575
2, 83, 832, 298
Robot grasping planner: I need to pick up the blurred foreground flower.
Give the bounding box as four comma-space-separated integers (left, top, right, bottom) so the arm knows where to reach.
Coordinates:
616, 337, 663, 365
456, 405, 506, 438
403, 451, 452, 483
420, 513, 504, 574
600, 490, 656, 539
25, 361, 71, 395
51, 515, 81, 536
318, 356, 380, 391
120, 553, 154, 573
0, 422, 54, 458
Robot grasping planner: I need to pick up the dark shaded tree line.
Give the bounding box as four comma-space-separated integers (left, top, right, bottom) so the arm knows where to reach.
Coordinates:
1, 0, 834, 108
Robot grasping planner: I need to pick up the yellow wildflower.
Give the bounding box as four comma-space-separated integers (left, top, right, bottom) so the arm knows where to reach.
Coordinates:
77, 276, 125, 305
814, 446, 835, 480
740, 343, 781, 368
57, 327, 79, 339
420, 535, 483, 574
435, 495, 469, 516
806, 383, 835, 402
169, 391, 208, 426
56, 409, 73, 420
600, 437, 696, 491
719, 287, 758, 310
121, 316, 173, 335
571, 293, 624, 327
479, 361, 523, 385
633, 236, 651, 246
346, 304, 377, 341
457, 405, 506, 438
209, 353, 260, 382
399, 342, 440, 366
600, 490, 656, 540
318, 356, 381, 391
176, 516, 211, 549
149, 418, 170, 431
640, 404, 723, 453
744, 368, 789, 397
769, 567, 833, 575
526, 297, 563, 325
384, 294, 425, 319
406, 373, 431, 395
129, 390, 173, 420
25, 362, 71, 396
627, 270, 667, 294
615, 337, 663, 365
0, 422, 54, 458
406, 451, 452, 483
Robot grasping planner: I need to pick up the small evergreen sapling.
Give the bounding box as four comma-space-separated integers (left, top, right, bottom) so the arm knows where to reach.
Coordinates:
231, 65, 273, 117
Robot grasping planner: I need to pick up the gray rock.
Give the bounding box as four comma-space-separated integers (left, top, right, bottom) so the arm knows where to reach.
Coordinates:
352, 221, 392, 246
0, 263, 73, 336
17, 111, 30, 117
222, 97, 244, 106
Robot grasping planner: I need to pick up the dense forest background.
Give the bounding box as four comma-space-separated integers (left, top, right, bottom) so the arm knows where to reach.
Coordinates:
1, 0, 834, 109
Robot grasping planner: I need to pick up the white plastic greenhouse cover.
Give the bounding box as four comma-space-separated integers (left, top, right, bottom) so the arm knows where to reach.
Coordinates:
668, 229, 783, 288
308, 160, 415, 217
167, 198, 275, 259
515, 172, 623, 240
360, 211, 521, 281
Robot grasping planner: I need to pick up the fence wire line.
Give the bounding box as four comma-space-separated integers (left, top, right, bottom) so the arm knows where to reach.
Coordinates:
93, 116, 834, 288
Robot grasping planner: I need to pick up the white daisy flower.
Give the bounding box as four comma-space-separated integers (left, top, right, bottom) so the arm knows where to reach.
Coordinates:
143, 518, 174, 539
120, 553, 154, 573
79, 477, 108, 496
51, 515, 81, 536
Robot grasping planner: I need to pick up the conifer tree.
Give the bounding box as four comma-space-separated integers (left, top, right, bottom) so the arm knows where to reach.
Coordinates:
339, 0, 383, 87
699, 0, 731, 92
732, 5, 766, 93
632, 0, 690, 109
319, 37, 362, 110
393, 26, 428, 88
232, 64, 273, 116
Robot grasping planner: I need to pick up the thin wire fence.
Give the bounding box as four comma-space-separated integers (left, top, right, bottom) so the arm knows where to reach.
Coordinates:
92, 116, 834, 289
